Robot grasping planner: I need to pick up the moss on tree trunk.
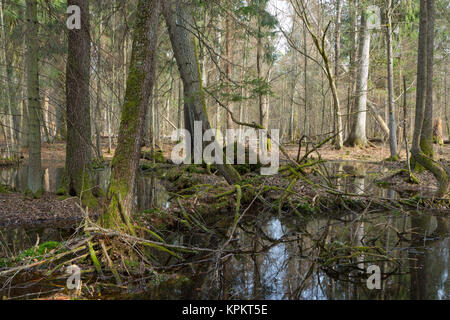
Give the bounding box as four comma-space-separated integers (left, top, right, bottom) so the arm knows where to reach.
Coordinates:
102, 0, 161, 231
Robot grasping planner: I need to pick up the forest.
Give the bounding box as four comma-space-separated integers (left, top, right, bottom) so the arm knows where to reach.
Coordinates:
0, 0, 448, 300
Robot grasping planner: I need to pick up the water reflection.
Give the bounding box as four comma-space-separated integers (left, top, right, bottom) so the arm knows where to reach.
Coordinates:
319, 161, 395, 197
409, 215, 449, 300
0, 222, 76, 258
187, 212, 449, 300
0, 165, 169, 213
0, 163, 448, 300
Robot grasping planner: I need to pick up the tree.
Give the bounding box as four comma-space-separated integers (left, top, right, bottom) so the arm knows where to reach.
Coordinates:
64, 0, 93, 200
289, 0, 343, 148
225, 13, 234, 131
345, 5, 371, 147
162, 0, 241, 185
411, 0, 448, 197
256, 0, 269, 131
385, 0, 398, 160
25, 0, 42, 195
103, 0, 161, 230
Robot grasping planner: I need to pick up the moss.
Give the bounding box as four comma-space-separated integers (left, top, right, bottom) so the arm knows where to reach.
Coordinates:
141, 149, 166, 163
385, 154, 400, 162
344, 136, 368, 148
56, 186, 66, 196
433, 136, 444, 146
5, 241, 63, 264
420, 138, 434, 158
376, 181, 392, 187
412, 149, 449, 197
91, 158, 105, 169
296, 202, 317, 215
0, 185, 8, 194
24, 187, 44, 199
82, 191, 99, 209
0, 156, 20, 167
222, 143, 262, 175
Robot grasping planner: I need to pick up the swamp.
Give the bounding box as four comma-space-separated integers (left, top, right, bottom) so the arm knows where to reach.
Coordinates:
0, 0, 449, 301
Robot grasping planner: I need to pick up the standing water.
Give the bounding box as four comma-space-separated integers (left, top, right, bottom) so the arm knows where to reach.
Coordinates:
0, 163, 448, 300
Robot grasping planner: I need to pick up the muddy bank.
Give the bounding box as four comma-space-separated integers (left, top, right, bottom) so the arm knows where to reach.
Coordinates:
1, 157, 448, 227
0, 192, 90, 227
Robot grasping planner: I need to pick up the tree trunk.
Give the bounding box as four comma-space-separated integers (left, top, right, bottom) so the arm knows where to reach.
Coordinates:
420, 0, 434, 158
367, 102, 390, 136
94, 0, 104, 160
103, 0, 161, 230
303, 27, 308, 136
257, 21, 268, 130
333, 0, 344, 148
411, 0, 448, 197
177, 78, 183, 137
65, 0, 93, 200
386, 0, 398, 159
162, 0, 241, 185
25, 0, 42, 195
345, 9, 370, 147
334, 0, 341, 80
225, 14, 233, 132
348, 0, 359, 134
0, 0, 20, 157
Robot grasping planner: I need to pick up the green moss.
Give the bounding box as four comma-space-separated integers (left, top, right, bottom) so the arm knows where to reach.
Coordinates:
297, 202, 317, 215
56, 186, 66, 196
8, 241, 63, 263
433, 136, 444, 146
0, 185, 8, 194
385, 155, 400, 162
0, 156, 20, 166
91, 158, 105, 169
222, 143, 262, 175
141, 149, 166, 163
24, 188, 44, 199
376, 181, 392, 187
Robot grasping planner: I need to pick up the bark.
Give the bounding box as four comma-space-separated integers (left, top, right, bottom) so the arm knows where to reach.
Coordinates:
94, 0, 104, 160
348, 0, 359, 133
345, 8, 370, 147
334, 0, 341, 80
103, 0, 161, 230
303, 27, 308, 136
25, 0, 42, 195
225, 14, 233, 131
0, 0, 20, 157
420, 0, 434, 158
257, 18, 268, 130
177, 79, 183, 136
288, 48, 297, 142
411, 0, 448, 197
162, 0, 241, 185
386, 0, 398, 159
65, 0, 93, 200
367, 102, 390, 137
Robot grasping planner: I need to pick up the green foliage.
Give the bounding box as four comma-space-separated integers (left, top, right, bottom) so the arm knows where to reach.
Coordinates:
0, 184, 8, 194
297, 202, 317, 215
2, 241, 62, 267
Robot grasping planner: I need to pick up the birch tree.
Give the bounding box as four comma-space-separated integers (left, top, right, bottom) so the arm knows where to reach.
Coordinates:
345, 5, 371, 147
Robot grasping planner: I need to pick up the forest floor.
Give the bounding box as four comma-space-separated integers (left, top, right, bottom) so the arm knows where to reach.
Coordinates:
4, 138, 448, 165
0, 140, 448, 227
1, 141, 448, 300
